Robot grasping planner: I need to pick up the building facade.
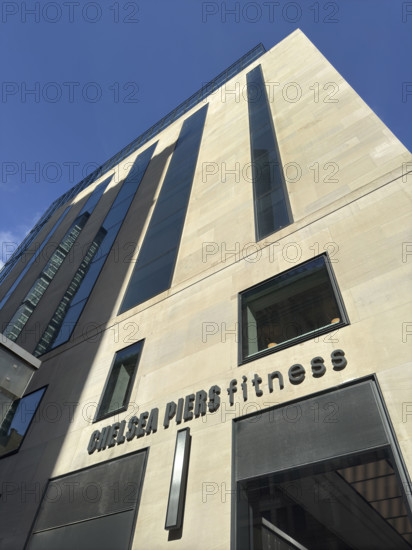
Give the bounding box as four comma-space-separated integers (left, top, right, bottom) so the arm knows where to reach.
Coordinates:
0, 30, 411, 549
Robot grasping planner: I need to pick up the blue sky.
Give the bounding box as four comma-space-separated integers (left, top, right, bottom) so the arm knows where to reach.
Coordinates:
1, 0, 411, 268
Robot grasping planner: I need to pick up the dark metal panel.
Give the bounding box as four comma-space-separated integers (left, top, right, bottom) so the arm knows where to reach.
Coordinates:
234, 380, 389, 481
33, 451, 146, 532
27, 510, 134, 550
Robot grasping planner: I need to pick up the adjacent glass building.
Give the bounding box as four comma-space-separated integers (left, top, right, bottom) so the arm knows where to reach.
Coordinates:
0, 30, 411, 550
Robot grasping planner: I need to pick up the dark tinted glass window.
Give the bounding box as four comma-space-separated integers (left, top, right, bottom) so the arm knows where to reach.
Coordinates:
3, 213, 90, 342
238, 450, 412, 550
78, 176, 112, 215
0, 387, 46, 458
246, 65, 292, 240
96, 340, 144, 421
34, 228, 107, 356
240, 255, 348, 362
0, 206, 72, 310
35, 144, 156, 355
119, 104, 208, 313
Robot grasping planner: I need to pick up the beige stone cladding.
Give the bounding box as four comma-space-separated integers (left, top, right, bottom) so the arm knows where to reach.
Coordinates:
0, 29, 411, 550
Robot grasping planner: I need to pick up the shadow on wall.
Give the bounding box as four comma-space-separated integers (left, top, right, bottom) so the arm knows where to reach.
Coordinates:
0, 141, 176, 549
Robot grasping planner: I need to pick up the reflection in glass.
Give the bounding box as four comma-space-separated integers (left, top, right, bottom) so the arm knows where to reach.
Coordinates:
34, 228, 107, 357
35, 144, 156, 354
96, 341, 144, 420
119, 105, 208, 313
241, 255, 346, 360
0, 387, 46, 457
246, 65, 292, 240
3, 213, 90, 342
237, 450, 412, 549
0, 206, 72, 311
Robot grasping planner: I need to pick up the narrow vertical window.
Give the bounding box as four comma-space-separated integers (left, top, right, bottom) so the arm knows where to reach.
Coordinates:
35, 143, 156, 354
119, 104, 208, 313
246, 65, 292, 240
0, 177, 112, 312
0, 206, 72, 310
0, 387, 46, 458
95, 340, 144, 421
33, 227, 107, 356
3, 214, 90, 342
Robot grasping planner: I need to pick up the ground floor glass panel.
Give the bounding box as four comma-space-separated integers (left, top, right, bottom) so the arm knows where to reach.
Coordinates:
238, 450, 412, 550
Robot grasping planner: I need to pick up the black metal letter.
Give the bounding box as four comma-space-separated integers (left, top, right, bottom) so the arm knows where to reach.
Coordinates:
194, 390, 207, 417
164, 402, 177, 429
268, 371, 284, 392
146, 408, 159, 434
288, 364, 305, 385
331, 349, 347, 371
183, 394, 195, 421
227, 379, 237, 406
311, 356, 326, 378
252, 374, 263, 397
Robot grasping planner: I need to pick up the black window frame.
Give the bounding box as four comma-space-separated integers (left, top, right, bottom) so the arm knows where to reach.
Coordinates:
238, 253, 349, 365
94, 340, 144, 423
0, 385, 47, 459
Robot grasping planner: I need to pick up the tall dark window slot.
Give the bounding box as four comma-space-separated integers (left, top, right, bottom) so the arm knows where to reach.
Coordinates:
246, 65, 292, 240
240, 255, 348, 362
95, 340, 144, 421
119, 104, 208, 313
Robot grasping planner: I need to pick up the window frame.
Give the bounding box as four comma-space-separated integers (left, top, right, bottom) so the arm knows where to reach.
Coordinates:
0, 385, 47, 459
94, 340, 144, 423
238, 253, 349, 365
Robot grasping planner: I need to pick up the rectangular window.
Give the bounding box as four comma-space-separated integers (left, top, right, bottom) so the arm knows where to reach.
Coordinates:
240, 255, 348, 363
95, 341, 144, 422
246, 64, 292, 240
0, 387, 46, 458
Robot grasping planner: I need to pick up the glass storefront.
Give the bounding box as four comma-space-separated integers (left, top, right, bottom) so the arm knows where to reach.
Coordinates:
233, 380, 412, 549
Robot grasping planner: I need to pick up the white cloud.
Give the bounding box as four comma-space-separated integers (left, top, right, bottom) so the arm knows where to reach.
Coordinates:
0, 212, 45, 269
0, 228, 30, 269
